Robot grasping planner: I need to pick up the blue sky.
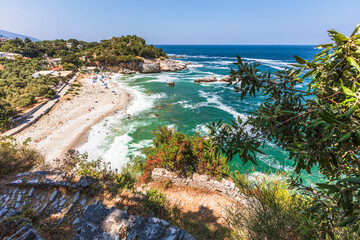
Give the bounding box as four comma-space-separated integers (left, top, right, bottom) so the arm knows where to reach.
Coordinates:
1, 0, 359, 44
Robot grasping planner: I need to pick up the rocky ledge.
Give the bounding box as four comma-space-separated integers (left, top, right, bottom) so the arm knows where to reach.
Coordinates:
75, 204, 195, 240
0, 171, 196, 240
193, 75, 233, 83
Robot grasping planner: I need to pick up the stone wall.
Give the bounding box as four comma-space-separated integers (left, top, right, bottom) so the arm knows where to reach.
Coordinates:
151, 168, 244, 202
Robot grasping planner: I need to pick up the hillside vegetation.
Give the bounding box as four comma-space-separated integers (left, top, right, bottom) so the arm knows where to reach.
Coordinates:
0, 35, 167, 68
0, 58, 66, 130
0, 35, 167, 130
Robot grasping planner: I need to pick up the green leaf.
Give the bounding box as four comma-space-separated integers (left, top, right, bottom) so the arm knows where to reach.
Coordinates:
332, 33, 349, 43
341, 86, 355, 96
341, 98, 357, 105
351, 25, 360, 37
347, 57, 360, 74
341, 177, 360, 184
337, 216, 357, 227
344, 105, 358, 116
293, 55, 307, 64
315, 43, 333, 49
337, 132, 352, 143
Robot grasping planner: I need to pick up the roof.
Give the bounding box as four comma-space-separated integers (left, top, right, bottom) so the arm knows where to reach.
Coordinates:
32, 70, 73, 78
51, 66, 63, 71
50, 71, 73, 77
32, 70, 55, 78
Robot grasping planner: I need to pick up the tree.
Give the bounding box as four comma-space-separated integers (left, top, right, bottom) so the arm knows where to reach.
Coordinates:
209, 26, 360, 237
0, 106, 11, 131
24, 37, 32, 44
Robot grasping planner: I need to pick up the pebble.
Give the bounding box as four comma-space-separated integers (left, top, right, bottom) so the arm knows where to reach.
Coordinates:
80, 197, 87, 206
73, 192, 80, 203
64, 203, 74, 215
37, 203, 48, 215
49, 190, 58, 202
27, 179, 39, 185
73, 217, 80, 225
51, 198, 59, 207
28, 187, 35, 197
59, 199, 67, 207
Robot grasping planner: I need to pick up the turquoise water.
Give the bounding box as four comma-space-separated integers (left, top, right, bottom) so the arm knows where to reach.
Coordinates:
78, 45, 320, 179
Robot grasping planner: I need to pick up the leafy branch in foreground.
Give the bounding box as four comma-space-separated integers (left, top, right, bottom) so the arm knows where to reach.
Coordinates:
209, 25, 360, 238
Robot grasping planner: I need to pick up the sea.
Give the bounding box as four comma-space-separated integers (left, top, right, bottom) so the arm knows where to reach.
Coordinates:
77, 45, 320, 180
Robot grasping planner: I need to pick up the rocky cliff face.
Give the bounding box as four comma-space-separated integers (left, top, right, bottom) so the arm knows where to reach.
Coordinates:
108, 58, 189, 74
0, 171, 196, 240
139, 60, 161, 73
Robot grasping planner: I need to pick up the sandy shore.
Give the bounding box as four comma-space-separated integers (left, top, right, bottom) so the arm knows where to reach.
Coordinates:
15, 72, 131, 166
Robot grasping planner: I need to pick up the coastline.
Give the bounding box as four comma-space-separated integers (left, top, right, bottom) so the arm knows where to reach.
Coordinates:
14, 72, 131, 166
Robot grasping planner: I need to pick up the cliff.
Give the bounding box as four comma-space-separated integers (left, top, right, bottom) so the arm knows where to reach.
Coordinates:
105, 58, 189, 74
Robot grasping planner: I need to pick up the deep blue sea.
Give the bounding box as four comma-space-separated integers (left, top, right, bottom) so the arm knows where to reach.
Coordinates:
78, 45, 320, 180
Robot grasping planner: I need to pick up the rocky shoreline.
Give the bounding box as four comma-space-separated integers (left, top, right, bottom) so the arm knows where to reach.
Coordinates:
107, 58, 190, 74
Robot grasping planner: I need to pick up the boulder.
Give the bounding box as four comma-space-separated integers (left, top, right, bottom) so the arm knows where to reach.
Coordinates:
139, 60, 161, 73
194, 76, 217, 83
220, 75, 232, 82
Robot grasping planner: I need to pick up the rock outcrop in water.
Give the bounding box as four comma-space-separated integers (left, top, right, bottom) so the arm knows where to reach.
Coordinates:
220, 75, 232, 82
193, 75, 234, 83
194, 76, 217, 83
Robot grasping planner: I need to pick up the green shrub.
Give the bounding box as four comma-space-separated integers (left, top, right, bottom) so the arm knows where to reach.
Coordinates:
226, 171, 305, 240
141, 126, 228, 182
0, 136, 44, 177
0, 104, 11, 131
54, 150, 137, 192
14, 95, 35, 108
145, 188, 167, 216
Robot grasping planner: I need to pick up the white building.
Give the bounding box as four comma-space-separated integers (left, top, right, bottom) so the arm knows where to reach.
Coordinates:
32, 70, 55, 78
32, 70, 73, 78
0, 52, 8, 58
5, 53, 23, 59
66, 42, 73, 48
50, 58, 62, 65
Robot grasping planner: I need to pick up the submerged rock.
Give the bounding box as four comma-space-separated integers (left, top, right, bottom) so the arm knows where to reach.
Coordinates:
194, 76, 217, 83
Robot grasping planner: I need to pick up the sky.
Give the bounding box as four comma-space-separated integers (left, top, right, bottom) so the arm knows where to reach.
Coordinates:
1, 0, 359, 45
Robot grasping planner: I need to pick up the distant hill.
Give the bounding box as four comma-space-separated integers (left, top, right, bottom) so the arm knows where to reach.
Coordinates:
0, 29, 40, 42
